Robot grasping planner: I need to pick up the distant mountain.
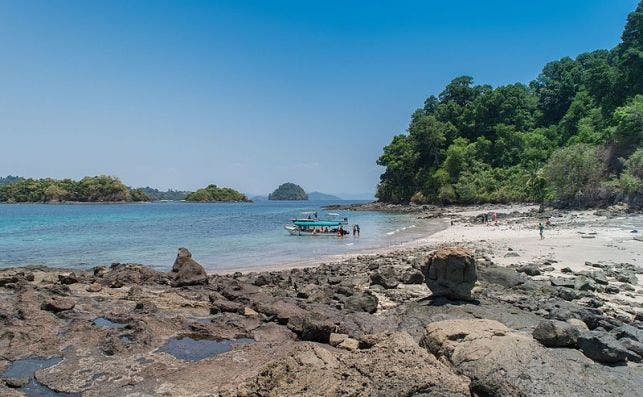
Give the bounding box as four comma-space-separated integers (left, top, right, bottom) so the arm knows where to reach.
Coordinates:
308, 191, 342, 201
251, 195, 269, 201
269, 183, 308, 200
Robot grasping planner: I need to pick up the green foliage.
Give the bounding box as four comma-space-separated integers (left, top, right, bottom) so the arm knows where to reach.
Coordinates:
543, 144, 603, 203
376, 1, 643, 207
135, 187, 189, 201
0, 175, 142, 203
0, 175, 24, 186
268, 182, 308, 200
185, 184, 249, 202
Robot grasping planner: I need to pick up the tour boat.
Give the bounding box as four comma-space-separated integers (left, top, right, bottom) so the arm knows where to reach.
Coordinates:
285, 212, 349, 236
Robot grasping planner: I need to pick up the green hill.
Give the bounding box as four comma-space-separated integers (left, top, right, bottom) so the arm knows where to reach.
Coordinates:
0, 175, 149, 203
185, 184, 250, 202
376, 2, 642, 208
269, 183, 308, 200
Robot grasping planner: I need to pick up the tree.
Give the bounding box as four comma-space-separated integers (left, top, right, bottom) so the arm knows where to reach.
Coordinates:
544, 144, 604, 205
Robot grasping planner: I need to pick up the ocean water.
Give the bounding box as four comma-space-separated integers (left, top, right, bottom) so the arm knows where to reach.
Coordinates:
0, 201, 444, 271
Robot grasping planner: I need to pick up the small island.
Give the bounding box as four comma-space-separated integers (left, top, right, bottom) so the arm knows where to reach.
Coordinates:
0, 175, 150, 203
268, 182, 308, 200
184, 184, 250, 202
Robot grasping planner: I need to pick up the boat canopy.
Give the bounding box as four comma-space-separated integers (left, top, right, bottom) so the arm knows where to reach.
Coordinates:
293, 220, 342, 227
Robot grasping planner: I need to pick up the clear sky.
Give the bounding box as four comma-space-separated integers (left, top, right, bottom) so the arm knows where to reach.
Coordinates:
0, 1, 637, 197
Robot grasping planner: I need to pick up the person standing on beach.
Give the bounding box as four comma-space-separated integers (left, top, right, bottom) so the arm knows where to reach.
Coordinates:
352, 225, 357, 237
539, 222, 544, 240
356, 224, 360, 237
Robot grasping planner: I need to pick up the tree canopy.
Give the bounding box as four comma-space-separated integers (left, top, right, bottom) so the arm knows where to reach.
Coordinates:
376, 1, 643, 207
184, 184, 250, 202
0, 175, 149, 203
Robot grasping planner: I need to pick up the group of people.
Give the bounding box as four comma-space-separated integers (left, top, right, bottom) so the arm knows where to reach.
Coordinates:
336, 224, 360, 237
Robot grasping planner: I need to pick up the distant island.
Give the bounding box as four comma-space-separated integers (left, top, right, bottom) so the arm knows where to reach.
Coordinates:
268, 183, 308, 200
308, 191, 341, 201
185, 184, 250, 202
0, 175, 149, 203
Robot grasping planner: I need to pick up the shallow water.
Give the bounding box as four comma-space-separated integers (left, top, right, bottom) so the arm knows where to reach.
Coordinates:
92, 317, 128, 329
158, 335, 254, 361
2, 356, 79, 397
0, 200, 444, 271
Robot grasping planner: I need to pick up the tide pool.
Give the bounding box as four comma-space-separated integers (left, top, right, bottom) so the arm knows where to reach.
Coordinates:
0, 201, 444, 271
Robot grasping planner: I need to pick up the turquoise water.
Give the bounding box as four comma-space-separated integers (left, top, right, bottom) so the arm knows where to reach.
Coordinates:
0, 201, 443, 271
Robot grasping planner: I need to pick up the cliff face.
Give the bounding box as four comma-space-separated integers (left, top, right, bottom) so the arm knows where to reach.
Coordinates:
268, 183, 308, 200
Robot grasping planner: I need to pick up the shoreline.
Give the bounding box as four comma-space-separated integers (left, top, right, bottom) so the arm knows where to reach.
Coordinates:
1, 204, 642, 395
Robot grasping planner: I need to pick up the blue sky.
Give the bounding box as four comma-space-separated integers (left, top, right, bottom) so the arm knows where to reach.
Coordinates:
0, 1, 637, 197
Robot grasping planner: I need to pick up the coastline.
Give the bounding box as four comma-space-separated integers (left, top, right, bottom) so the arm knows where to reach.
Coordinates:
1, 204, 642, 395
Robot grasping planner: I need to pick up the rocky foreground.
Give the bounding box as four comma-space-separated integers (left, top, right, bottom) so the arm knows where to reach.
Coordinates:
1, 227, 642, 396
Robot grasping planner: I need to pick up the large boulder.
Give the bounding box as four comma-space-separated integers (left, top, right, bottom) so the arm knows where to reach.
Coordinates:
369, 266, 399, 289
577, 331, 630, 364
170, 248, 208, 287
532, 320, 579, 347
421, 319, 641, 396
421, 247, 477, 300
344, 291, 378, 313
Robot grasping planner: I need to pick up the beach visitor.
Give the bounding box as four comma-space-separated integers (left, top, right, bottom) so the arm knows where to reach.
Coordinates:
539, 222, 544, 240
356, 224, 360, 237
352, 225, 357, 237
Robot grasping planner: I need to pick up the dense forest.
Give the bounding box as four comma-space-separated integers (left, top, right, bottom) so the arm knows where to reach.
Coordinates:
136, 187, 189, 201
0, 175, 149, 203
269, 183, 308, 200
184, 184, 250, 202
376, 2, 642, 208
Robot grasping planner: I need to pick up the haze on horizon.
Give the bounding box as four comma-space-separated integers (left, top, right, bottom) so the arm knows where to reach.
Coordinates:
0, 1, 637, 198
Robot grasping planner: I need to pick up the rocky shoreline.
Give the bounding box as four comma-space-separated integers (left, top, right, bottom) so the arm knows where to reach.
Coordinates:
1, 207, 642, 396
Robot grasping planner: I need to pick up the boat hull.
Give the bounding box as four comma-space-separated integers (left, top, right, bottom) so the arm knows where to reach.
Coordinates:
285, 225, 340, 236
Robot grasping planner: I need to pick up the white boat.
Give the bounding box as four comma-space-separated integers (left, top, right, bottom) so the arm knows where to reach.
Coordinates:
285, 212, 349, 236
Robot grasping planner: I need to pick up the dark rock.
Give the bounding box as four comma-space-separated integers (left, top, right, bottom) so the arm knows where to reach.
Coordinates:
478, 266, 525, 289
104, 263, 166, 286
615, 272, 638, 285
574, 276, 597, 291
588, 271, 609, 285
561, 267, 573, 273
610, 324, 643, 342
58, 273, 79, 285
551, 277, 575, 288
504, 251, 520, 258
344, 292, 378, 314
577, 331, 629, 364
400, 269, 424, 284
605, 285, 620, 294
532, 320, 579, 347
170, 248, 208, 287
370, 266, 399, 289
619, 338, 643, 361
294, 315, 336, 343
517, 264, 541, 276
4, 377, 28, 388
210, 299, 244, 314
421, 247, 477, 300
41, 296, 76, 313
0, 271, 34, 287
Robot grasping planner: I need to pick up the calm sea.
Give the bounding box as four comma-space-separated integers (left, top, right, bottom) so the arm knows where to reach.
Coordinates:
0, 201, 444, 271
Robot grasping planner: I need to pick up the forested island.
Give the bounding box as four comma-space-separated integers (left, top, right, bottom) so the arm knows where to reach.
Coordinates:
0, 175, 149, 203
0, 176, 249, 204
184, 184, 250, 202
269, 182, 308, 200
376, 4, 642, 208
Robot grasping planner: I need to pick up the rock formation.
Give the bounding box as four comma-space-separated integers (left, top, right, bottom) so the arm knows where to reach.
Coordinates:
421, 246, 477, 300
